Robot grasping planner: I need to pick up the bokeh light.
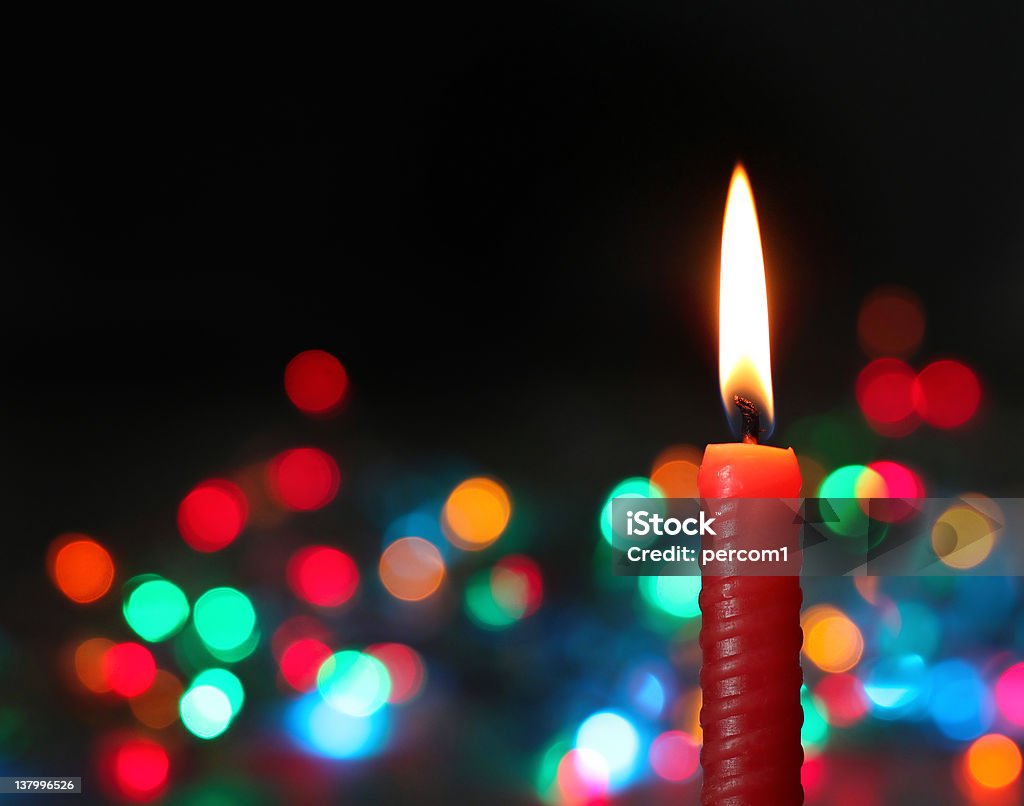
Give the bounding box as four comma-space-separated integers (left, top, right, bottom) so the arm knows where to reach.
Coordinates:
649, 730, 699, 782
284, 349, 348, 416
267, 447, 341, 511
193, 587, 257, 655
123, 576, 189, 642
74, 637, 114, 694
639, 575, 701, 619
863, 654, 930, 719
932, 504, 997, 570
856, 358, 918, 436
996, 663, 1024, 727
129, 670, 183, 730
316, 650, 391, 717
928, 659, 994, 741
379, 537, 445, 601
803, 608, 864, 673
966, 734, 1023, 790
287, 546, 359, 608
192, 668, 245, 715
650, 445, 701, 498
103, 642, 156, 698
867, 460, 925, 523
50, 535, 115, 604
817, 464, 884, 536
288, 693, 389, 760
107, 736, 169, 802
814, 673, 869, 728
442, 477, 512, 551
177, 480, 248, 552
913, 359, 981, 428
857, 286, 926, 358
575, 711, 640, 788
280, 638, 333, 693
801, 685, 830, 752
600, 477, 662, 545
466, 555, 544, 629
365, 643, 426, 704
556, 748, 609, 804
180, 685, 233, 740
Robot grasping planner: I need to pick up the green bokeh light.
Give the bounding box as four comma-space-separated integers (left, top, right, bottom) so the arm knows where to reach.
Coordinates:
180, 684, 233, 740
193, 588, 257, 654
316, 650, 391, 717
123, 575, 189, 642
600, 477, 663, 545
801, 684, 829, 751
817, 465, 870, 537
465, 570, 518, 630
639, 575, 702, 619
191, 668, 244, 715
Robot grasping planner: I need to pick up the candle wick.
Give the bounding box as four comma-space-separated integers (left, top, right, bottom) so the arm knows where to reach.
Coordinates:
733, 395, 760, 444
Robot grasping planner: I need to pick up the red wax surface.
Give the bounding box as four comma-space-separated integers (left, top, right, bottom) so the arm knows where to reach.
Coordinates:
698, 442, 804, 805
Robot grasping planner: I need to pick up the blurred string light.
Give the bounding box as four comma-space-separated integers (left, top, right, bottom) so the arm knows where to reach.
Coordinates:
465, 555, 543, 630
965, 734, 1023, 790
365, 643, 425, 704
639, 575, 701, 620
932, 501, 999, 570
287, 546, 359, 608
574, 711, 640, 790
129, 670, 183, 729
284, 349, 348, 416
442, 477, 512, 551
913, 360, 981, 429
49, 534, 115, 604
801, 685, 829, 754
180, 685, 233, 740
996, 663, 1024, 728
813, 673, 869, 728
556, 748, 609, 804
857, 286, 926, 358
816, 464, 885, 537
317, 650, 391, 716
650, 445, 701, 498
99, 735, 169, 802
600, 477, 662, 545
856, 358, 919, 436
103, 642, 156, 698
192, 587, 258, 660
267, 448, 341, 512
74, 637, 114, 693
379, 537, 445, 601
801, 605, 864, 674
649, 730, 700, 782
288, 692, 389, 760
384, 506, 448, 557
279, 638, 333, 693
927, 659, 994, 742
177, 480, 248, 552
624, 661, 673, 720
123, 576, 189, 642
863, 654, 930, 719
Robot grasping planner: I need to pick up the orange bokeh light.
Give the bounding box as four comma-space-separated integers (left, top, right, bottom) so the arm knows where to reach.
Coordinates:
379, 537, 446, 601
74, 637, 115, 693
966, 734, 1023, 790
129, 670, 183, 729
442, 477, 511, 550
50, 535, 115, 604
651, 445, 702, 498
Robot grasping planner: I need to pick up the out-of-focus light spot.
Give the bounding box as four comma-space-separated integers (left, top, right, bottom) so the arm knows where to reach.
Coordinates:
996, 663, 1024, 727
557, 748, 609, 804
866, 461, 925, 523
492, 555, 543, 617
817, 465, 880, 537
75, 637, 114, 693
801, 685, 829, 753
671, 687, 703, 744
379, 537, 445, 602
804, 609, 864, 674
442, 477, 511, 551
129, 670, 183, 730
853, 576, 881, 606
928, 659, 994, 741
575, 711, 640, 788
280, 638, 333, 693
177, 480, 248, 552
267, 448, 341, 512
365, 643, 425, 704
913, 359, 981, 429
650, 445, 701, 498
123, 576, 189, 642
284, 349, 348, 416
103, 643, 156, 698
193, 587, 257, 655
50, 535, 115, 603
287, 546, 359, 608
627, 665, 669, 719
465, 570, 516, 630
191, 668, 244, 715
110, 737, 169, 802
932, 504, 998, 569
878, 601, 941, 659
180, 685, 233, 740
649, 730, 699, 782
600, 477, 662, 545
317, 650, 391, 717
271, 615, 330, 662
639, 575, 701, 619
536, 737, 571, 804
966, 734, 1023, 790
814, 673, 869, 728
857, 286, 925, 358
288, 692, 389, 760
856, 358, 918, 436
864, 654, 930, 718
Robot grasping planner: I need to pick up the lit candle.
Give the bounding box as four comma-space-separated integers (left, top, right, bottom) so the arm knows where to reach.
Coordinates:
697, 164, 804, 805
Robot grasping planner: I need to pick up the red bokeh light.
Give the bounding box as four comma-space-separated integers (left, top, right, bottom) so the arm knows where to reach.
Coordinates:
801, 755, 827, 800
493, 555, 544, 617
279, 638, 333, 692
649, 730, 700, 782
177, 479, 248, 552
867, 461, 925, 523
113, 738, 169, 801
267, 448, 341, 511
366, 642, 426, 704
284, 350, 348, 416
856, 358, 918, 436
814, 673, 869, 728
271, 615, 332, 662
103, 643, 156, 698
287, 546, 359, 607
912, 359, 981, 429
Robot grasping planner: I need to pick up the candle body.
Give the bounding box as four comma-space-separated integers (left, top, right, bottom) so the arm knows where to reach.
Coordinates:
698, 443, 803, 806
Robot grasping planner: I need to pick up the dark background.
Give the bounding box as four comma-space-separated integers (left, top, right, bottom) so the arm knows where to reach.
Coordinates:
1, 6, 1022, 801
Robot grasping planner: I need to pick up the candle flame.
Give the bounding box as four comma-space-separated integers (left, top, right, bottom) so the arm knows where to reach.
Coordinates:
719, 163, 775, 437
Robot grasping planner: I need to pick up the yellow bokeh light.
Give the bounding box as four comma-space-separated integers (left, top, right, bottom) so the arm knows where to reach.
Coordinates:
804, 613, 864, 673
966, 734, 1023, 790
932, 505, 997, 570
379, 537, 446, 601
443, 477, 511, 550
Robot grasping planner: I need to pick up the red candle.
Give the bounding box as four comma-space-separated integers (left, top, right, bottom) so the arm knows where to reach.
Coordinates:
697, 164, 804, 805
